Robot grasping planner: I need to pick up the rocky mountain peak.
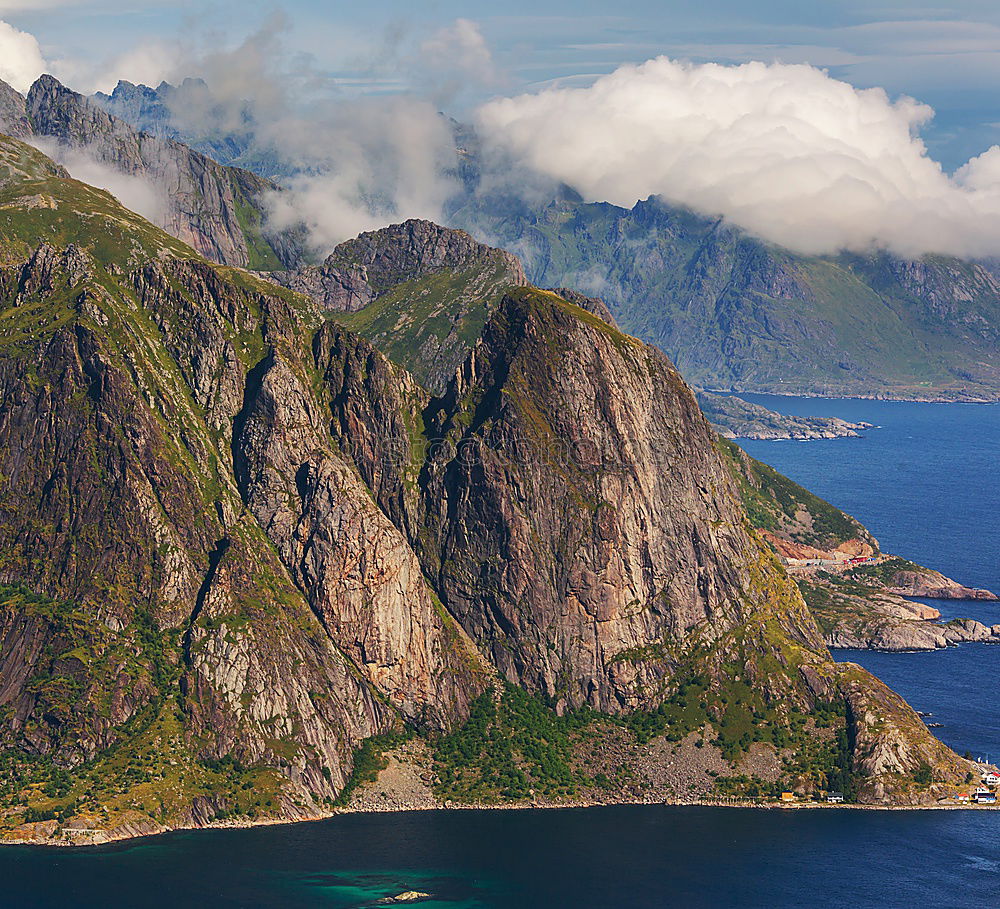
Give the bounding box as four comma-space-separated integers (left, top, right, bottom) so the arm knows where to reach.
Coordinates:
326, 219, 526, 291
15, 74, 302, 270
267, 220, 527, 392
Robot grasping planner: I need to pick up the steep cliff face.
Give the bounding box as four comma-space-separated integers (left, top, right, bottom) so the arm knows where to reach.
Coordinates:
0, 144, 410, 834
312, 283, 838, 714
0, 81, 30, 139
0, 76, 301, 270
836, 664, 977, 804
233, 351, 487, 728
407, 289, 823, 712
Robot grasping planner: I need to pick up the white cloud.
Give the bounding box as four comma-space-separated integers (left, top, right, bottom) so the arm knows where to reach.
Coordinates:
476, 55, 1000, 258
264, 95, 460, 253
0, 18, 47, 92
129, 16, 463, 254
417, 18, 503, 106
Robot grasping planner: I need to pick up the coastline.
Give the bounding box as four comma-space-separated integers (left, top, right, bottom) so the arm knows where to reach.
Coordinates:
705, 388, 1000, 405
4, 792, 999, 850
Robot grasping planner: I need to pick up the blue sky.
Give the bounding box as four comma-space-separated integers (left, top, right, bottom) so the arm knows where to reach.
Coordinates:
7, 0, 1000, 168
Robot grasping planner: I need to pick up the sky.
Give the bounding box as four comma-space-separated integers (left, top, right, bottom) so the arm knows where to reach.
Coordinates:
5, 0, 1000, 169
7, 1, 1000, 258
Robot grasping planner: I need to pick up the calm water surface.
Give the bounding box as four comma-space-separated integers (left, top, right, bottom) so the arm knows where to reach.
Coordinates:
3, 396, 998, 908
2, 806, 999, 908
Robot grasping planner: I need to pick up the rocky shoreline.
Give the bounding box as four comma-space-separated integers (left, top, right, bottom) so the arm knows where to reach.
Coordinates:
707, 387, 1000, 405
7, 732, 999, 848
697, 391, 874, 440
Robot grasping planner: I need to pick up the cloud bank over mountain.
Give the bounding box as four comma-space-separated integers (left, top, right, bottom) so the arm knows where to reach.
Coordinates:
9, 9, 1000, 260
476, 56, 1000, 259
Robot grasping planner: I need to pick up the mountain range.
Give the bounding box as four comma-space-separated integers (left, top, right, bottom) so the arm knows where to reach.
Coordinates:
82, 76, 1000, 401
0, 76, 992, 844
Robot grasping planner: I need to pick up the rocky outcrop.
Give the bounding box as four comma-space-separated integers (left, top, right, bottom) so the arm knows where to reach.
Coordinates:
326, 219, 526, 291
883, 568, 998, 601
233, 352, 487, 728
20, 75, 300, 269
271, 262, 377, 313
837, 663, 977, 804
269, 219, 524, 310
796, 566, 1000, 651
762, 532, 875, 563
698, 391, 874, 440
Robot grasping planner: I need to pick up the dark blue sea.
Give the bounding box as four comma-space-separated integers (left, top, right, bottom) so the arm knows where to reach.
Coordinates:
2, 396, 998, 908
739, 395, 1000, 764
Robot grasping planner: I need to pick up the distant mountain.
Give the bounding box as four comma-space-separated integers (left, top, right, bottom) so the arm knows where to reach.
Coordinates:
449, 194, 1000, 401
0, 75, 305, 269
93, 79, 288, 178
75, 83, 1000, 399
0, 80, 31, 139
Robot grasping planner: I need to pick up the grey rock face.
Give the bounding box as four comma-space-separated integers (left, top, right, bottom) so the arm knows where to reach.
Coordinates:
323, 286, 825, 713
0, 79, 31, 138
268, 219, 527, 394
269, 219, 525, 310
271, 262, 376, 313
327, 219, 526, 290
22, 75, 300, 269
233, 352, 487, 729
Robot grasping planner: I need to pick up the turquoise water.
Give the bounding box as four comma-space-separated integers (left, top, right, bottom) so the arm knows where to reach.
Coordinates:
3, 397, 999, 908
